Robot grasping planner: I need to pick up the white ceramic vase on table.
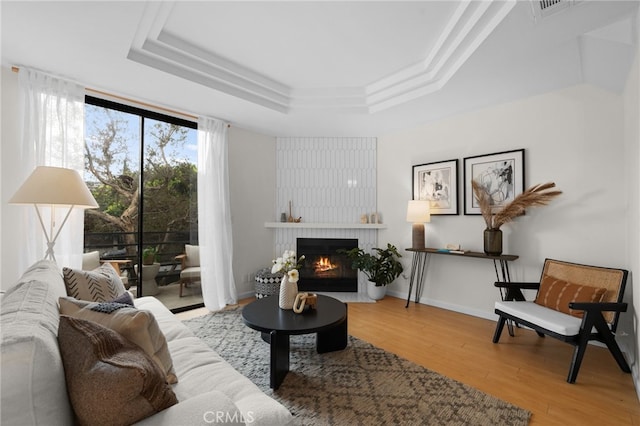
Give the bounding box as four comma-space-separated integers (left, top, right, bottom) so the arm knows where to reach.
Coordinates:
278, 274, 298, 309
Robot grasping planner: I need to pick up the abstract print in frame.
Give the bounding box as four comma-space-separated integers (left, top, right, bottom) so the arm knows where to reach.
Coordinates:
412, 159, 458, 215
463, 149, 525, 215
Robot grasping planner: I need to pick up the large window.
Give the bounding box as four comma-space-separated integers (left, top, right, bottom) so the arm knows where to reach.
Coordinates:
83, 96, 202, 311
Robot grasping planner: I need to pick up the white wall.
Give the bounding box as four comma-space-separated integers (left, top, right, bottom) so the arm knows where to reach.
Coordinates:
1, 67, 22, 290
227, 126, 277, 298
0, 69, 3, 285
377, 84, 628, 320
622, 8, 640, 397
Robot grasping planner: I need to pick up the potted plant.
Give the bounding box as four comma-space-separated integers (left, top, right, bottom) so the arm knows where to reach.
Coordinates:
472, 180, 562, 255
340, 243, 403, 300
142, 246, 158, 265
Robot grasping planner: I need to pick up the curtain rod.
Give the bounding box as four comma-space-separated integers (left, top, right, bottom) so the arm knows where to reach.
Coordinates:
86, 87, 198, 121
11, 66, 231, 127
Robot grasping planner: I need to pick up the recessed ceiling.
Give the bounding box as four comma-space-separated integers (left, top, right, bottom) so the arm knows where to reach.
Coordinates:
165, 2, 448, 88
1, 1, 638, 137
128, 1, 518, 113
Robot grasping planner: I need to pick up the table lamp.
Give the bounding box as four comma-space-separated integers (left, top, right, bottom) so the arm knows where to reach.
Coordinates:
9, 166, 98, 261
406, 200, 431, 249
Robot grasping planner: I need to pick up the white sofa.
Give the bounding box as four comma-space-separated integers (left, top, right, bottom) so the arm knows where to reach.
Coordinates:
1, 260, 292, 425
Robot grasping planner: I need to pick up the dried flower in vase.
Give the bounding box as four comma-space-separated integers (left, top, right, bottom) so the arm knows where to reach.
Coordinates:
472, 180, 562, 230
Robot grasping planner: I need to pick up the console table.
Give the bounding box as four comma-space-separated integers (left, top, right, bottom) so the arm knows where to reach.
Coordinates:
405, 248, 519, 308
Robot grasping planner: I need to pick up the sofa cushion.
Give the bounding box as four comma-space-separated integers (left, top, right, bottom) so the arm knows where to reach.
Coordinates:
58, 315, 178, 426
134, 296, 195, 342
1, 260, 74, 426
63, 263, 126, 302
59, 297, 177, 384
169, 336, 294, 425
496, 300, 585, 336
534, 275, 606, 317
133, 298, 292, 425
181, 266, 201, 280
133, 390, 244, 426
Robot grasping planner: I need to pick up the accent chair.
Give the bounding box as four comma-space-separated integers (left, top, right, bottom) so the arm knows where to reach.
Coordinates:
175, 244, 201, 297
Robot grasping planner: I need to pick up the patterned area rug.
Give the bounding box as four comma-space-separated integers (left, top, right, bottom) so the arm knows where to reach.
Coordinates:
183, 308, 530, 426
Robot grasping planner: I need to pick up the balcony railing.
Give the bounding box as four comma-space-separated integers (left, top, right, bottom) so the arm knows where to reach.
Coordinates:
84, 231, 197, 286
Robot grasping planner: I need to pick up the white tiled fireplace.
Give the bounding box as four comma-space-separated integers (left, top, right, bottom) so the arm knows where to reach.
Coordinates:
268, 137, 382, 296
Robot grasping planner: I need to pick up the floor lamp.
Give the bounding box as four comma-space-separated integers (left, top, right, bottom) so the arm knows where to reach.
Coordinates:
406, 200, 431, 249
9, 166, 98, 261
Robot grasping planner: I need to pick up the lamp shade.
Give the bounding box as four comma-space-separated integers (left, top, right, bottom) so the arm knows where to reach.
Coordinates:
406, 200, 430, 223
9, 166, 98, 208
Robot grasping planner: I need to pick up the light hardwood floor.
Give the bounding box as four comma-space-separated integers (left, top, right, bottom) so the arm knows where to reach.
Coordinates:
176, 296, 640, 425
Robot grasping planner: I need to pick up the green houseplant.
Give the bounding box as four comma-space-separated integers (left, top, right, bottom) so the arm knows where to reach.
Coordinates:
142, 246, 158, 265
340, 244, 403, 300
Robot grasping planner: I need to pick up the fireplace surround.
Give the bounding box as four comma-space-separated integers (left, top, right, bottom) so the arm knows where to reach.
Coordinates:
296, 238, 358, 292
272, 136, 379, 295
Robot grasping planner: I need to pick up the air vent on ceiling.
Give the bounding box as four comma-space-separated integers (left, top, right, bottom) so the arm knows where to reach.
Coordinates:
531, 0, 581, 21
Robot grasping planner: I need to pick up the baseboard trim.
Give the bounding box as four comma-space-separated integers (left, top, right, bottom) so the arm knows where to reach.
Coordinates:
386, 289, 496, 322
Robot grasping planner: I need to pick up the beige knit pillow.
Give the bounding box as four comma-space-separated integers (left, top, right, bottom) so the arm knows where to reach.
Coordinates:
534, 276, 606, 318
58, 315, 177, 426
59, 297, 177, 384
63, 263, 126, 302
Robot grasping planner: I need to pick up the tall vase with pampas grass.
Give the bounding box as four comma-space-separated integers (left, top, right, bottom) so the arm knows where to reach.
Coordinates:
472, 180, 562, 255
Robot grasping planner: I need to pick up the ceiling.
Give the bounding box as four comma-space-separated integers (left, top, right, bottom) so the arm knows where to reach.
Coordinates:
1, 1, 638, 137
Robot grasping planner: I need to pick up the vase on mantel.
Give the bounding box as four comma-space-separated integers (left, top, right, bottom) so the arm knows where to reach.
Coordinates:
483, 228, 503, 256
278, 274, 298, 310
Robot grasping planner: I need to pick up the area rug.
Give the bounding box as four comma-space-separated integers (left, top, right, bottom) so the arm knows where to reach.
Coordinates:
183, 308, 530, 426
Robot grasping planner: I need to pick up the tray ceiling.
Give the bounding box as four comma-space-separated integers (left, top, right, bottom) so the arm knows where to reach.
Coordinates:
128, 1, 515, 113
2, 1, 638, 136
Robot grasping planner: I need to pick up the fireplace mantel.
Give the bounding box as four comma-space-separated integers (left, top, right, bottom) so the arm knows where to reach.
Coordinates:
264, 222, 386, 230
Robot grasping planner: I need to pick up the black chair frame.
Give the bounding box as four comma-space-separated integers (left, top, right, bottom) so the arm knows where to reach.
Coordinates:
493, 259, 631, 383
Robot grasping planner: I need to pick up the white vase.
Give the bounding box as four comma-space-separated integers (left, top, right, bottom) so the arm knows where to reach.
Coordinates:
367, 281, 387, 300
278, 274, 298, 309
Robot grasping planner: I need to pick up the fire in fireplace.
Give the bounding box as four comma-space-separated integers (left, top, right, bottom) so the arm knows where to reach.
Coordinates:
315, 257, 337, 273
296, 238, 358, 292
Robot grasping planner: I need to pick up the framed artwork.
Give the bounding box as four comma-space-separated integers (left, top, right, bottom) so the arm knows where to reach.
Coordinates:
412, 159, 458, 215
463, 149, 525, 215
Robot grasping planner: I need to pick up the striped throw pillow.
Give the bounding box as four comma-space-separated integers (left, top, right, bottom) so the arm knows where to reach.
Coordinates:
63, 263, 126, 302
534, 276, 606, 318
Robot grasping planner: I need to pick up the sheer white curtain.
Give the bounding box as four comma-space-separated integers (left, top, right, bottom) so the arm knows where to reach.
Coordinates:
197, 117, 237, 311
15, 68, 85, 271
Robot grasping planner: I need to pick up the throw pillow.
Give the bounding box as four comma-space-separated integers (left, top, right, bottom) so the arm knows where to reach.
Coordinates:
109, 291, 134, 306
534, 276, 607, 318
58, 315, 177, 426
59, 297, 178, 384
63, 263, 126, 302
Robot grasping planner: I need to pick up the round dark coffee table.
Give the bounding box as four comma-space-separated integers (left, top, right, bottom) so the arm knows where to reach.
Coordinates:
242, 294, 348, 389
